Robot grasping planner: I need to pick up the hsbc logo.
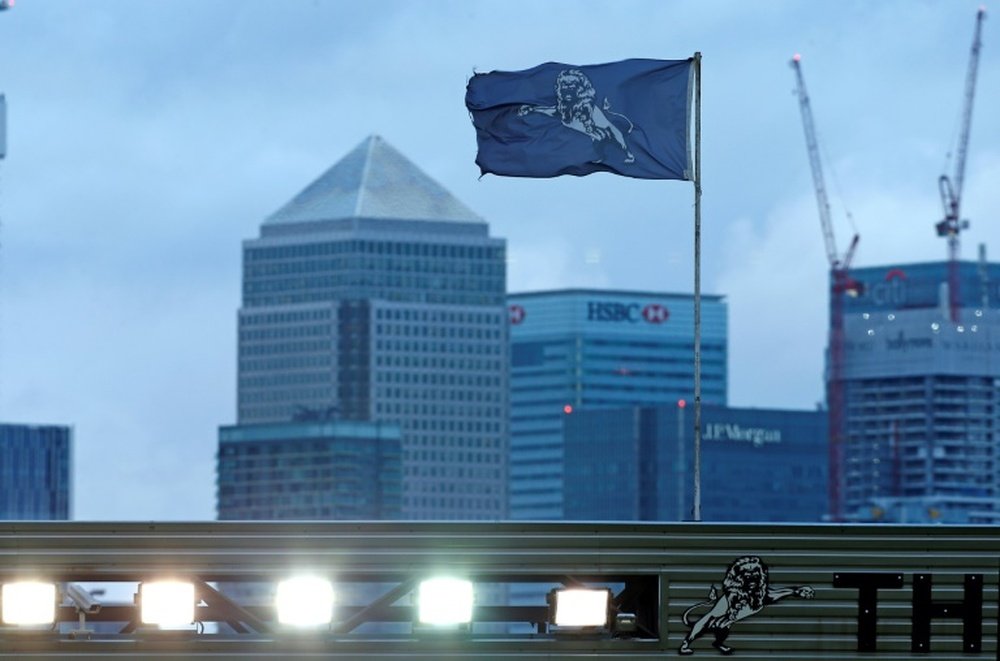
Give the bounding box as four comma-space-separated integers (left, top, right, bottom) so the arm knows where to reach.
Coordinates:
642, 304, 669, 324
587, 301, 669, 324
509, 305, 526, 325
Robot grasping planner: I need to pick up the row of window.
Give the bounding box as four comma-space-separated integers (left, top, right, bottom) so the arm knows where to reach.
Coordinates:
375, 354, 505, 371
221, 506, 400, 519
376, 308, 501, 325
245, 291, 504, 308
240, 324, 331, 342
375, 339, 503, 356
403, 465, 503, 480
402, 449, 501, 465
377, 390, 501, 407
406, 481, 505, 497
375, 324, 502, 340
240, 308, 332, 327
240, 340, 331, 356
374, 402, 503, 420
245, 273, 502, 296
240, 372, 332, 389
240, 387, 332, 404
376, 370, 503, 386
397, 418, 505, 435
403, 435, 501, 449
246, 239, 504, 263
401, 497, 502, 514
246, 256, 504, 279
240, 355, 333, 372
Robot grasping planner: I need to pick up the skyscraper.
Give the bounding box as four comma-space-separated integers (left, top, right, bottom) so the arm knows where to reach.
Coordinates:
563, 404, 827, 522
508, 289, 727, 520
0, 423, 71, 520
235, 135, 508, 520
837, 259, 1000, 523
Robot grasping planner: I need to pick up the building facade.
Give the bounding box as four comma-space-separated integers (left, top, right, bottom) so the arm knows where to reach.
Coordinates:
508, 289, 727, 520
837, 259, 1000, 523
235, 135, 508, 521
0, 423, 71, 520
563, 404, 827, 522
216, 420, 401, 520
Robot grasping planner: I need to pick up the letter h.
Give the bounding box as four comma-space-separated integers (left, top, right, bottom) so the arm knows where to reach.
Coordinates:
911, 573, 983, 654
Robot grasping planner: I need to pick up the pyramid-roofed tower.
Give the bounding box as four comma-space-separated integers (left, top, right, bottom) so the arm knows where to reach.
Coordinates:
235, 135, 508, 521
264, 135, 482, 226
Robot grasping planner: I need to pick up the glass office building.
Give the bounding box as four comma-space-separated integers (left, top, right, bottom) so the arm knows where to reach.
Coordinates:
837, 259, 1000, 523
216, 420, 401, 520
0, 423, 72, 520
508, 289, 727, 520
234, 135, 508, 520
563, 404, 828, 522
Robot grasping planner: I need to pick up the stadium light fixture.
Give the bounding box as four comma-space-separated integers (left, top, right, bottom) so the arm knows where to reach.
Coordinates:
275, 576, 335, 627
140, 581, 195, 627
417, 577, 474, 626
549, 587, 611, 628
1, 581, 56, 626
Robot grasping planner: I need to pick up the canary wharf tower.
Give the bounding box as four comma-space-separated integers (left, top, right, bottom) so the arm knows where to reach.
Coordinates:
237, 136, 508, 520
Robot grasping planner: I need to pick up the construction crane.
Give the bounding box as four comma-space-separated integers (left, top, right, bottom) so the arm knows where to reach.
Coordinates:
937, 7, 986, 324
791, 53, 860, 522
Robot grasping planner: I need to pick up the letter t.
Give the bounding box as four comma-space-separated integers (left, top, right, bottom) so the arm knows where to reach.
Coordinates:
833, 572, 904, 652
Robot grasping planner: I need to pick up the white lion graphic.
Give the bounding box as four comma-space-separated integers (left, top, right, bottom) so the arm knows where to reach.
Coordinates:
518, 69, 635, 164
679, 556, 814, 656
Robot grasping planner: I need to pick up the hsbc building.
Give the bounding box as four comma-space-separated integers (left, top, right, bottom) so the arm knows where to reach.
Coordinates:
507, 288, 728, 521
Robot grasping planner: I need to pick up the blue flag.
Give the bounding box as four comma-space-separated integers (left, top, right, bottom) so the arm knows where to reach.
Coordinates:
466, 58, 693, 180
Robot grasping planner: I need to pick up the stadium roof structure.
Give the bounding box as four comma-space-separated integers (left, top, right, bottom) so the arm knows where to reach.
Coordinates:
1, 521, 998, 659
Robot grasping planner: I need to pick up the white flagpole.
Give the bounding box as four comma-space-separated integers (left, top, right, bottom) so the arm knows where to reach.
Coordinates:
692, 52, 702, 522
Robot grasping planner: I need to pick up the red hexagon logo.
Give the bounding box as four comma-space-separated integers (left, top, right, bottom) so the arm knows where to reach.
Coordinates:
642, 304, 669, 324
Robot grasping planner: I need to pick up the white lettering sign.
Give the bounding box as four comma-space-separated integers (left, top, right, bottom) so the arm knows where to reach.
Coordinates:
703, 423, 782, 447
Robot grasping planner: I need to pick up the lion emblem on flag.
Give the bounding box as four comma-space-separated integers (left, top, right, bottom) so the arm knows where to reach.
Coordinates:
678, 556, 814, 655
518, 69, 635, 164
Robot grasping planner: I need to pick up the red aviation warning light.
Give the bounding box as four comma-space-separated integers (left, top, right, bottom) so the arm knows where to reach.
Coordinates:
677, 399, 686, 409
563, 405, 573, 415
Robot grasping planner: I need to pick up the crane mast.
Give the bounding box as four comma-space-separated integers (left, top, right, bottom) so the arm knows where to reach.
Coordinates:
791, 54, 859, 522
937, 7, 986, 323
791, 55, 840, 269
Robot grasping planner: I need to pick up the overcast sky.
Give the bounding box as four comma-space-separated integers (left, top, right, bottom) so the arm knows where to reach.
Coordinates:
1, 0, 998, 519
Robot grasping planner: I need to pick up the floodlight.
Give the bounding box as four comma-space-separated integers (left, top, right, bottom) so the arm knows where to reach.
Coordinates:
1, 581, 56, 625
66, 583, 101, 615
275, 576, 334, 627
140, 581, 195, 627
417, 577, 473, 626
549, 588, 611, 628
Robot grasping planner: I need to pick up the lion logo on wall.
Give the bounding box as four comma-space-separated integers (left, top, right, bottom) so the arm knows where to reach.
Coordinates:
678, 555, 814, 656
517, 69, 635, 164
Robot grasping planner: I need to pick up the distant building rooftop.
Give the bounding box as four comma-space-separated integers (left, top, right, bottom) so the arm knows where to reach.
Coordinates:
264, 135, 483, 226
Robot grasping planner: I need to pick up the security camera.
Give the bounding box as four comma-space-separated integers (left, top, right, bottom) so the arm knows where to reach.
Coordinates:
65, 583, 102, 615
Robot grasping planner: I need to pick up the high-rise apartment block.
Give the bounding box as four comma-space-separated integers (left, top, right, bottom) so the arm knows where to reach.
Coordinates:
508, 289, 727, 520
233, 135, 508, 520
0, 423, 71, 520
838, 260, 1000, 523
